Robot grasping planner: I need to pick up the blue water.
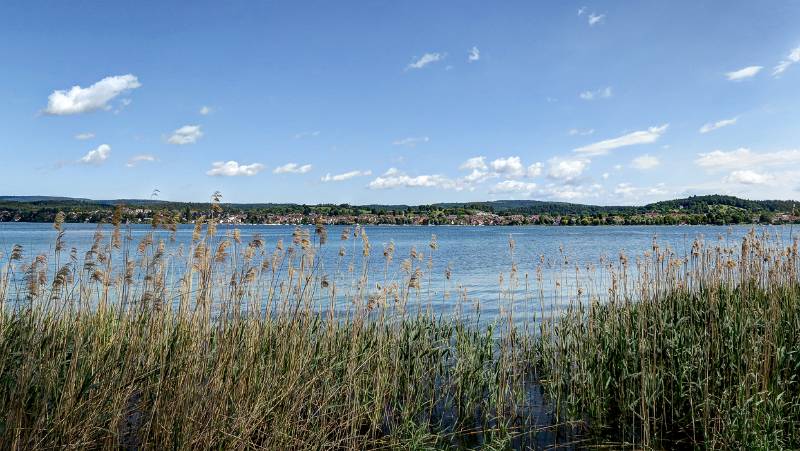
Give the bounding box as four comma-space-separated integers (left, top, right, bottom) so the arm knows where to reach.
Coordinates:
1, 222, 793, 320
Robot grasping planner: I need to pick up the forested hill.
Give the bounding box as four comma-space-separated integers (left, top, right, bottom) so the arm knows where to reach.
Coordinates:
0, 194, 797, 225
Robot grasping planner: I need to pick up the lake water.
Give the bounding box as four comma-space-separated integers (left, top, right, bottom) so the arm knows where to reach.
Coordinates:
1, 222, 794, 320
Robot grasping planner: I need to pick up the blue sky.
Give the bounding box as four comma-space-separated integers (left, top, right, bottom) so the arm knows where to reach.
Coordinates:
1, 1, 799, 205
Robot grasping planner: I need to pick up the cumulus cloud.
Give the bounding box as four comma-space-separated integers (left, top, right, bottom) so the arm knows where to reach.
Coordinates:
631, 154, 660, 170
468, 46, 480, 62
44, 74, 141, 115
547, 157, 590, 182
724, 170, 771, 185
694, 148, 800, 170
79, 144, 111, 165
207, 161, 265, 176
368, 168, 462, 190
126, 154, 156, 168
167, 125, 203, 145
321, 170, 372, 182
406, 53, 443, 70
273, 162, 312, 174
489, 156, 526, 177
527, 162, 544, 177
490, 180, 537, 195
460, 156, 488, 171
574, 124, 668, 156
725, 66, 762, 81
74, 132, 95, 140
773, 46, 800, 76
579, 87, 612, 100
538, 183, 603, 201
392, 136, 430, 147
199, 106, 212, 115
699, 117, 738, 134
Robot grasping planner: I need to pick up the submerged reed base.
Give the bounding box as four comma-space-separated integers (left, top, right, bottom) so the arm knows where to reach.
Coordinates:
0, 215, 799, 449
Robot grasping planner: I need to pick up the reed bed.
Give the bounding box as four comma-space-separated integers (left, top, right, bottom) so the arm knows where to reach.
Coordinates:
0, 212, 798, 449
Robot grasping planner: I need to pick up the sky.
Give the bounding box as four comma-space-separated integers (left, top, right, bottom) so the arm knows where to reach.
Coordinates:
1, 0, 799, 205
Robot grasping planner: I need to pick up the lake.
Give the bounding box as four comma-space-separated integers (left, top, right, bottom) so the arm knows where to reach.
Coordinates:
1, 222, 794, 321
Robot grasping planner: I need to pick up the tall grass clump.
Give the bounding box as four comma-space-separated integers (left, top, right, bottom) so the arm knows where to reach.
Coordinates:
539, 230, 800, 448
0, 212, 558, 449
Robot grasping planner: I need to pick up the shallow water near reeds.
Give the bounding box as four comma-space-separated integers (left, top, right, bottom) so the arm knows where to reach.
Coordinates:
0, 222, 794, 322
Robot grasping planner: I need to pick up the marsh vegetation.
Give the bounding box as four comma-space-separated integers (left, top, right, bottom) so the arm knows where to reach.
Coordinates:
0, 209, 798, 449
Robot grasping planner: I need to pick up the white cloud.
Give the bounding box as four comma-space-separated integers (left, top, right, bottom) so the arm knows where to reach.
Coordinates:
167, 125, 203, 145
392, 136, 430, 147
547, 157, 590, 182
773, 46, 800, 76
468, 46, 480, 62
295, 130, 320, 139
490, 180, 537, 195
579, 87, 612, 100
490, 156, 525, 177
724, 170, 771, 185
126, 154, 156, 168
699, 117, 737, 134
574, 124, 668, 156
44, 74, 141, 115
577, 7, 587, 16
725, 65, 762, 81
631, 154, 660, 170
74, 132, 95, 140
569, 128, 595, 136
321, 170, 372, 182
368, 168, 462, 190
460, 156, 488, 171
199, 106, 212, 115
273, 162, 312, 174
588, 13, 605, 26
602, 172, 610, 180
538, 183, 603, 201
406, 53, 443, 70
207, 161, 265, 177
614, 182, 668, 199
79, 144, 111, 165
694, 148, 800, 171
527, 162, 544, 177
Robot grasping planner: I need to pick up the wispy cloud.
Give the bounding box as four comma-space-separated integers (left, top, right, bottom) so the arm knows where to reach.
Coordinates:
468, 46, 480, 62
126, 154, 156, 168
167, 125, 203, 145
199, 105, 212, 115
579, 87, 612, 100
321, 170, 372, 182
588, 13, 605, 26
773, 46, 800, 76
44, 74, 141, 115
79, 144, 111, 165
294, 130, 320, 139
695, 148, 800, 170
699, 117, 738, 134
392, 136, 429, 147
725, 65, 762, 81
74, 132, 95, 140
406, 53, 444, 70
207, 161, 265, 176
273, 162, 312, 174
568, 128, 595, 136
630, 154, 660, 170
574, 124, 668, 156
